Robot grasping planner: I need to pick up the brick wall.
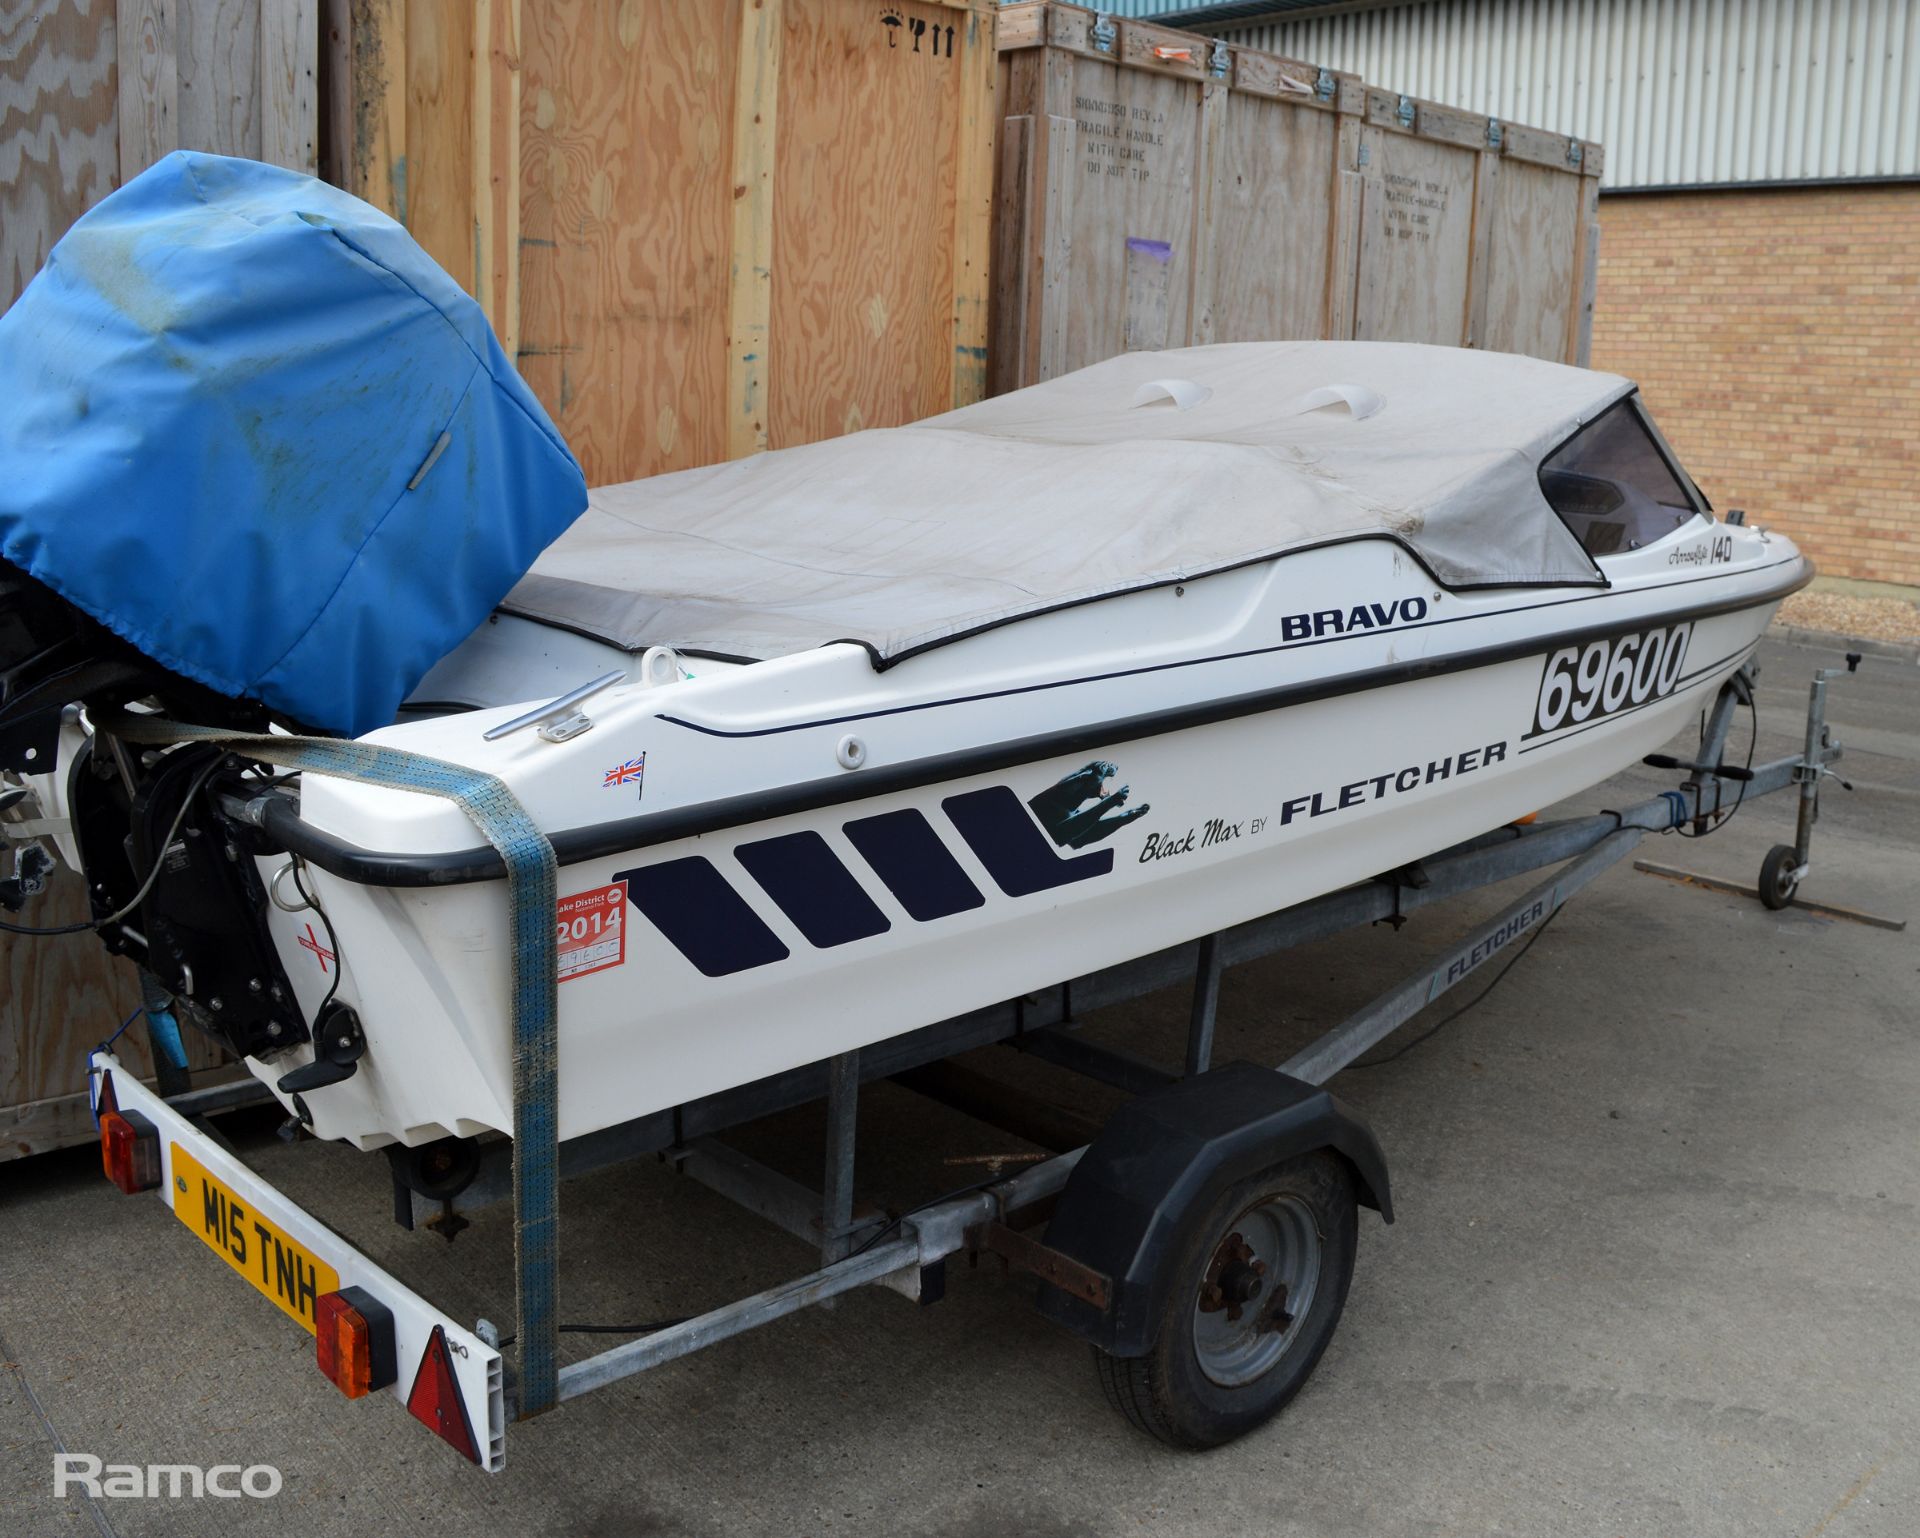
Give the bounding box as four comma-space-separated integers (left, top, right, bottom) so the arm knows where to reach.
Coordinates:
1589, 183, 1920, 590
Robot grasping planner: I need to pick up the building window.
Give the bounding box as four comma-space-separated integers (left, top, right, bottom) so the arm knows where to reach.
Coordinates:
1540, 399, 1703, 557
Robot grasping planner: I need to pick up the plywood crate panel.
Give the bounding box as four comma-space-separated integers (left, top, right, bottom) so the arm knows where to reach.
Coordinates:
516, 0, 739, 479
1, 0, 314, 1153
0, 869, 236, 1163
4, 0, 320, 305
991, 2, 1602, 393
1356, 91, 1602, 363
334, 0, 997, 486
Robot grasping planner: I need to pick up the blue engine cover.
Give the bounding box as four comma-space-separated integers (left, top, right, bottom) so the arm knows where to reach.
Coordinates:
0, 152, 586, 736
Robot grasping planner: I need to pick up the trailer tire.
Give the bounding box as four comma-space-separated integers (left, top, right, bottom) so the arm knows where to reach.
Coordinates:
1093, 1150, 1357, 1449
1759, 844, 1800, 910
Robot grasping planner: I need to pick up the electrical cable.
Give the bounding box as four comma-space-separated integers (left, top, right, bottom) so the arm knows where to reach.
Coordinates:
845, 1172, 1007, 1261
288, 858, 344, 1024
0, 755, 223, 936
85, 1004, 148, 1128
1347, 902, 1565, 1070
1673, 685, 1759, 839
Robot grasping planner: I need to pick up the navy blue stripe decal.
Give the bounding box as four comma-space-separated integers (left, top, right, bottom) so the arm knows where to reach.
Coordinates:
735, 831, 891, 949
843, 808, 985, 922
616, 856, 790, 977
656, 556, 1804, 741
943, 787, 1113, 897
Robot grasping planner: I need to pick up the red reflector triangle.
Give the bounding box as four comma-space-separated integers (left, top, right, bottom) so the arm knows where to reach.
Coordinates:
406, 1325, 480, 1464
94, 1069, 118, 1119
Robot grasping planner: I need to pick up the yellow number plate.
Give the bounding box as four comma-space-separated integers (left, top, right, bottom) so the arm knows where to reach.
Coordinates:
170, 1144, 339, 1334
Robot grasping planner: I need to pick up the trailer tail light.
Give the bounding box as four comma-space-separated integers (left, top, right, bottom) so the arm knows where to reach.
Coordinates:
406, 1325, 481, 1464
315, 1287, 397, 1399
99, 1107, 161, 1194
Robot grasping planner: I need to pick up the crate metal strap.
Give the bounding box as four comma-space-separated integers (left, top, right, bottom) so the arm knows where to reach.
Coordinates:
96, 712, 562, 1416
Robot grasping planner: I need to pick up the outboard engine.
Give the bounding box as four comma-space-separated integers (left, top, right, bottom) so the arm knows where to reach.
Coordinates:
0, 151, 586, 1065
0, 562, 294, 1058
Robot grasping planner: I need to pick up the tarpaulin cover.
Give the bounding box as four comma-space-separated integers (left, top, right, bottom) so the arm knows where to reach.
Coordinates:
0, 152, 586, 735
504, 342, 1634, 667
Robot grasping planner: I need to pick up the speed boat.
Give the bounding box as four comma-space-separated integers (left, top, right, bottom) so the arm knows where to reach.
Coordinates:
0, 156, 1808, 1154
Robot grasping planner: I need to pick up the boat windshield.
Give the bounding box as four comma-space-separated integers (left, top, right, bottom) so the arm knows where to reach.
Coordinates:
1539, 399, 1704, 557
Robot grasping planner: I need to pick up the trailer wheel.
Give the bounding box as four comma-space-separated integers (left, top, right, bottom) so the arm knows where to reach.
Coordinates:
1758, 844, 1801, 910
1094, 1151, 1357, 1449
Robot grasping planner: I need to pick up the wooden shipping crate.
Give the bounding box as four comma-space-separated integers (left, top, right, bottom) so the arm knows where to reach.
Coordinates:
0, 871, 236, 1163
1, 0, 321, 312
990, 2, 1602, 394
1353, 86, 1603, 364
0, 0, 314, 1155
331, 0, 997, 486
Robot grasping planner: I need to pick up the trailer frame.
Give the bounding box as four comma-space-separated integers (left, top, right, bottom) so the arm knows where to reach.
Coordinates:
544, 659, 1848, 1409
91, 657, 1858, 1463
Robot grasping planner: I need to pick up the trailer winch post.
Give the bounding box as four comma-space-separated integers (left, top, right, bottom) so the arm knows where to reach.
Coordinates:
1789, 654, 1859, 885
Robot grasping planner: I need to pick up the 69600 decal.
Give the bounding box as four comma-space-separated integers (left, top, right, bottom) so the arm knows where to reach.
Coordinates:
1528, 622, 1693, 738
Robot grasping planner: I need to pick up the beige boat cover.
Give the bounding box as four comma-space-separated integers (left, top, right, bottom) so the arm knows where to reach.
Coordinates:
502, 342, 1634, 665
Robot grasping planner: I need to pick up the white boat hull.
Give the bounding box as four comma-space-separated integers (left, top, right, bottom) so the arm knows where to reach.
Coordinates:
248, 528, 1801, 1148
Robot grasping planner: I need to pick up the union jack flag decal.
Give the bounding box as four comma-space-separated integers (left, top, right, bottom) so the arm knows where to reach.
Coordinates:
602, 754, 646, 798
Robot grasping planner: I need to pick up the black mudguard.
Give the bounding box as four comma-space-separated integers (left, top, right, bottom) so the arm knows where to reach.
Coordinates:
1037, 1060, 1391, 1356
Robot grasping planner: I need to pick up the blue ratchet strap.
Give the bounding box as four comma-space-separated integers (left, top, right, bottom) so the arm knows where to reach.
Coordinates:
146, 1007, 188, 1070
138, 967, 189, 1075
97, 712, 563, 1417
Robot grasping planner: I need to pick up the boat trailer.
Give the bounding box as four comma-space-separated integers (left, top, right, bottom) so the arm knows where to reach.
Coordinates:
91, 656, 1864, 1468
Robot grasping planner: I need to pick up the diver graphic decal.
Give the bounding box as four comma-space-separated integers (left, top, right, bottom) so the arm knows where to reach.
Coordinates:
943, 787, 1114, 897
1026, 761, 1150, 849
943, 759, 1150, 897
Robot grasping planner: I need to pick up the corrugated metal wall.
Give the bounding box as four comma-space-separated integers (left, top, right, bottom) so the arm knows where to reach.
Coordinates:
1111, 0, 1920, 189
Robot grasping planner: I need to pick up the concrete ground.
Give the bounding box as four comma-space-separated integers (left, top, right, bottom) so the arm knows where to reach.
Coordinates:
2, 635, 1915, 1538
